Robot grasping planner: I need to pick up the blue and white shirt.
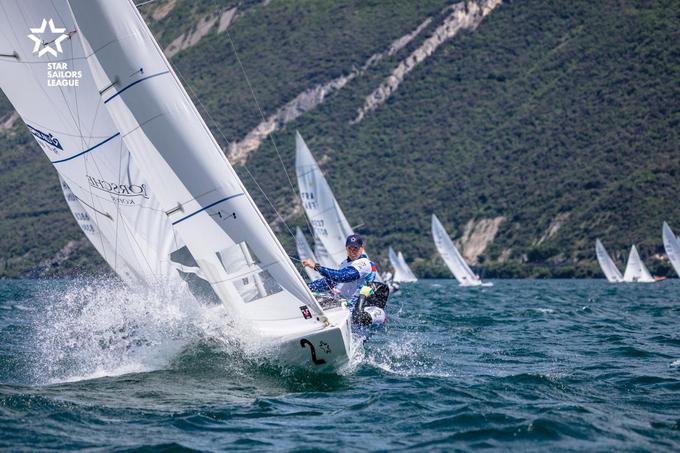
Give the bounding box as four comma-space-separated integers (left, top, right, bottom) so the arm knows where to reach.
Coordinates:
308, 253, 376, 305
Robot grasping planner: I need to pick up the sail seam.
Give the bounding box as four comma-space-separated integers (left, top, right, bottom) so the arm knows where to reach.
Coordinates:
51, 132, 120, 164
172, 193, 245, 225
104, 71, 169, 103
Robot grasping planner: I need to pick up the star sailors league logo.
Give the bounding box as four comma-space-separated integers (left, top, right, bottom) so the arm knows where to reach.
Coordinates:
28, 19, 68, 57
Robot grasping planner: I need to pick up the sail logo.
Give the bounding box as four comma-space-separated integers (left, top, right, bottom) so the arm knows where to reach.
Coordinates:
87, 175, 149, 199
28, 19, 68, 57
26, 124, 63, 152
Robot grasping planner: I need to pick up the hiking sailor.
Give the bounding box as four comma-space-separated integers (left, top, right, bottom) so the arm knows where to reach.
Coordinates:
302, 234, 389, 329
302, 234, 376, 304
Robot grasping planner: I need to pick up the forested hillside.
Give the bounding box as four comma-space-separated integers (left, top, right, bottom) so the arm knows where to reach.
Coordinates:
0, 0, 678, 278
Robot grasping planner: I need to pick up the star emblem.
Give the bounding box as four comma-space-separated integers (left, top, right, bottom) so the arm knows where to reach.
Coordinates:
28, 19, 68, 57
319, 341, 331, 354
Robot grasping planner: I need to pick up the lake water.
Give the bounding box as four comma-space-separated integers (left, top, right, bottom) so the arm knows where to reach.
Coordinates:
1, 279, 679, 451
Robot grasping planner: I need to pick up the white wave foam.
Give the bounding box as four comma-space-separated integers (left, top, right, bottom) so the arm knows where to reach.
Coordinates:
670, 359, 680, 368
360, 333, 453, 378
30, 278, 240, 384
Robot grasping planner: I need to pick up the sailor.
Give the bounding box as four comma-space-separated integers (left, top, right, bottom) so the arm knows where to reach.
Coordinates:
303, 234, 375, 304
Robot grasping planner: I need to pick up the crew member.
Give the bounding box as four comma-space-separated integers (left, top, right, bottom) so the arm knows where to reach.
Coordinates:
302, 234, 376, 307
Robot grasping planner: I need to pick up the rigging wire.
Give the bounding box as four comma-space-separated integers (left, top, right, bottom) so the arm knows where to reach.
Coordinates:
172, 66, 304, 246
223, 28, 317, 238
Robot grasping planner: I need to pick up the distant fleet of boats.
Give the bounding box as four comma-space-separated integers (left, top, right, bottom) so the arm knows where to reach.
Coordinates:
295, 134, 680, 286
595, 222, 680, 283
295, 132, 491, 287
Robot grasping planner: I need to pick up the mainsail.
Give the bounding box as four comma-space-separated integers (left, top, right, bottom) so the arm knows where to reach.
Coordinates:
295, 132, 353, 265
295, 227, 321, 281
595, 239, 623, 283
0, 0, 181, 287
662, 222, 680, 278
65, 0, 333, 328
388, 247, 417, 282
313, 235, 336, 268
622, 245, 655, 283
294, 131, 382, 282
431, 214, 482, 286
397, 251, 418, 282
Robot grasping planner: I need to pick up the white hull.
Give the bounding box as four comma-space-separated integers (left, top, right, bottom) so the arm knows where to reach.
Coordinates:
268, 306, 353, 371
458, 281, 492, 287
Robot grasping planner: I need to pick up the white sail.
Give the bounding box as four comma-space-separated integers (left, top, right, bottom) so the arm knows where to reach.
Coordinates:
662, 222, 680, 278
26, 0, 354, 368
431, 214, 482, 286
295, 132, 353, 264
295, 227, 321, 281
0, 0, 182, 287
68, 0, 327, 318
59, 176, 139, 285
313, 235, 336, 268
623, 245, 655, 283
595, 239, 623, 283
294, 131, 382, 282
388, 247, 417, 282
397, 251, 418, 282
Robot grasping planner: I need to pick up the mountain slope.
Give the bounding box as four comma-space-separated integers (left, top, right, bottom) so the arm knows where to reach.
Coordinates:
0, 0, 678, 278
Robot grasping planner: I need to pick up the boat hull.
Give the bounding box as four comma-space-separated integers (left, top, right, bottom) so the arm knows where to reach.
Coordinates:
268, 307, 354, 371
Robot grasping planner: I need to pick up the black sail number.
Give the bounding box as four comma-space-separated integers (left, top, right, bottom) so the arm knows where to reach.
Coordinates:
300, 339, 326, 365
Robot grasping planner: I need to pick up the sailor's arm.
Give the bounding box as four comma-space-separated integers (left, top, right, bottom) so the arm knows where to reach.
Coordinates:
308, 278, 334, 292
302, 259, 361, 282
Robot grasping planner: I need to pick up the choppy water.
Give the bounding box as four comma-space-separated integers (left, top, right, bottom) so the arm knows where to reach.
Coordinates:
1, 279, 679, 451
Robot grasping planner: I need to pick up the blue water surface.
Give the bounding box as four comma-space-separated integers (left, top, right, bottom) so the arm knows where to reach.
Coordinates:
1, 278, 679, 451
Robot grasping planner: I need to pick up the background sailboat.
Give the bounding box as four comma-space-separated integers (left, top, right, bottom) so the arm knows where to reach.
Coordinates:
431, 214, 490, 287
388, 247, 417, 282
295, 227, 322, 281
294, 132, 382, 283
622, 245, 656, 283
595, 239, 624, 283
662, 222, 680, 278
295, 132, 354, 265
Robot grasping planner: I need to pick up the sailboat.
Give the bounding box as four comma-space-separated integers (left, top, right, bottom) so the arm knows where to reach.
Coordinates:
662, 222, 680, 278
388, 247, 417, 282
295, 227, 322, 281
294, 132, 383, 286
0, 0, 353, 370
431, 214, 491, 287
622, 245, 657, 283
595, 239, 624, 282
294, 132, 354, 265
